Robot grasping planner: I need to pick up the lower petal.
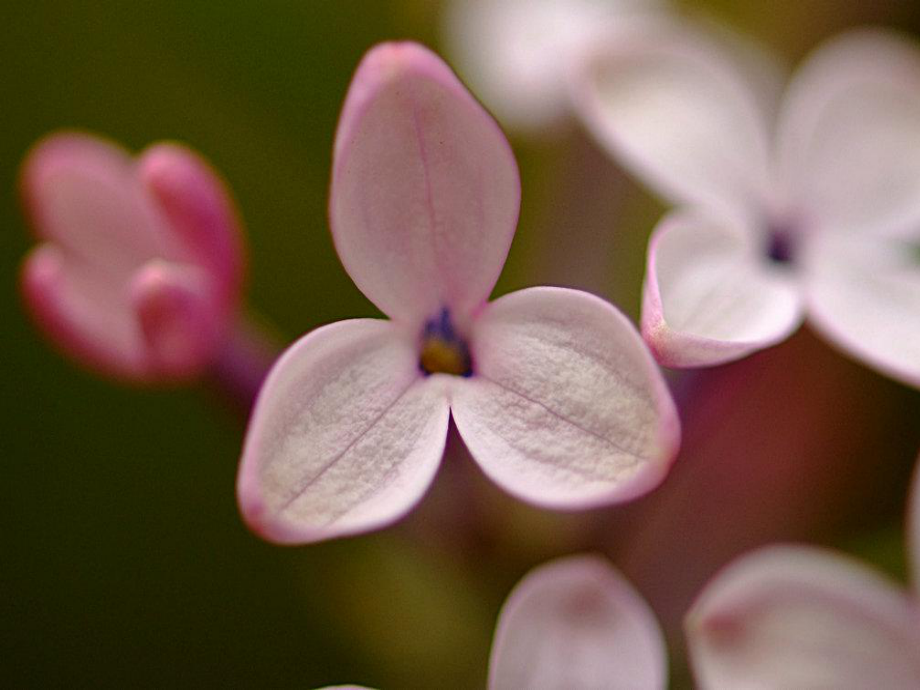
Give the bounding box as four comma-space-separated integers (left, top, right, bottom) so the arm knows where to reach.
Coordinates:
643, 210, 804, 367
452, 286, 679, 509
237, 319, 450, 544
20, 242, 144, 380
488, 555, 667, 690
805, 232, 920, 388
686, 545, 920, 689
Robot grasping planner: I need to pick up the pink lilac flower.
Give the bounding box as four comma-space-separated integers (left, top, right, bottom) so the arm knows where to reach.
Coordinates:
574, 24, 920, 386
686, 453, 920, 688
20, 132, 246, 383
442, 0, 665, 133
236, 42, 679, 545
318, 555, 668, 689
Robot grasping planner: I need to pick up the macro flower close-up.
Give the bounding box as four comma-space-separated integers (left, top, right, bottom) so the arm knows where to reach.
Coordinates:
3, 2, 920, 688
237, 42, 679, 545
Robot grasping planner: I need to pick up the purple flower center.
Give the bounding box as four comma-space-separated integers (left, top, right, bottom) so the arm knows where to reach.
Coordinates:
764, 221, 797, 266
419, 308, 473, 377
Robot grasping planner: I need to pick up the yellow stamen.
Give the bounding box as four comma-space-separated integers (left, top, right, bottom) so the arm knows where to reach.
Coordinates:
420, 337, 469, 376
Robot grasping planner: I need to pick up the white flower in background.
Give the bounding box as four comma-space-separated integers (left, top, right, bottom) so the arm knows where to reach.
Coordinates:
442, 0, 665, 133
574, 23, 920, 387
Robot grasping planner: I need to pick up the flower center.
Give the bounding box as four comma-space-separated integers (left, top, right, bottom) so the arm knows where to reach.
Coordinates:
764, 220, 798, 266
419, 308, 473, 377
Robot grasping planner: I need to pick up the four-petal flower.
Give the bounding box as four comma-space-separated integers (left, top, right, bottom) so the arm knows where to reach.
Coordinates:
237, 42, 679, 545
575, 24, 920, 386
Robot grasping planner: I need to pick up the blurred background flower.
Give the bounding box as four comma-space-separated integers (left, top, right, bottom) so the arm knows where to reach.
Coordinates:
2, 1, 920, 688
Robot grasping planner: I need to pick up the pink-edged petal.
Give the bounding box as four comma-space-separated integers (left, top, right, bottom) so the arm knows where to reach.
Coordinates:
130, 261, 219, 380
20, 242, 144, 380
330, 42, 520, 324
804, 231, 920, 388
488, 555, 667, 690
777, 29, 920, 235
573, 21, 776, 217
452, 287, 679, 510
20, 132, 184, 273
237, 319, 450, 544
138, 142, 245, 300
642, 210, 804, 368
442, 0, 661, 132
687, 545, 920, 690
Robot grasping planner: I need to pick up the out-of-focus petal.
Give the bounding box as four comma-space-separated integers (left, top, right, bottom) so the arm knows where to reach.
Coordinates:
488, 555, 667, 690
777, 29, 920, 235
687, 545, 920, 690
130, 260, 219, 380
20, 242, 143, 380
442, 0, 661, 132
452, 287, 679, 509
237, 319, 450, 544
642, 211, 803, 368
573, 22, 774, 217
139, 142, 245, 301
804, 231, 920, 388
330, 42, 520, 324
20, 132, 184, 274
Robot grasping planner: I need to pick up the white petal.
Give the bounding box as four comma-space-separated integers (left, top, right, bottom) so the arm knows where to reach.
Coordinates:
804, 230, 920, 388
643, 210, 804, 367
442, 0, 661, 132
489, 555, 667, 690
330, 42, 520, 324
777, 29, 920, 235
452, 287, 679, 509
573, 21, 775, 217
237, 319, 450, 544
687, 545, 920, 690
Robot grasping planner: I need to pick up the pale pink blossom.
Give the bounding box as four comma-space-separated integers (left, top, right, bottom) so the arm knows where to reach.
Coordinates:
318, 555, 667, 689
574, 24, 920, 386
442, 0, 665, 133
20, 132, 246, 383
686, 454, 920, 688
236, 42, 679, 545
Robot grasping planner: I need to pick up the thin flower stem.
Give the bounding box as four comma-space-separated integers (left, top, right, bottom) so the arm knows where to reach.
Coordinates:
206, 310, 284, 416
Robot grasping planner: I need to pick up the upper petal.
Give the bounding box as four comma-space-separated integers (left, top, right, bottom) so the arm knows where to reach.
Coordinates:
330, 42, 521, 324
687, 545, 920, 690
237, 319, 450, 544
777, 29, 920, 235
572, 21, 776, 217
20, 132, 184, 275
643, 210, 804, 368
452, 287, 679, 509
803, 230, 920, 388
488, 555, 667, 690
442, 0, 661, 132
